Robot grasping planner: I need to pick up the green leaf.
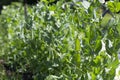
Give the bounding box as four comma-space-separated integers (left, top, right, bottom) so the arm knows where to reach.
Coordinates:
91, 72, 96, 80
94, 40, 102, 54
107, 58, 119, 69
75, 36, 81, 51
107, 1, 120, 13
73, 53, 81, 66
117, 24, 120, 35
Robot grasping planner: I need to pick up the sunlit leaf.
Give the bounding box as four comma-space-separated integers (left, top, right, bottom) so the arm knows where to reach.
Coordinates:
81, 1, 90, 9
75, 36, 80, 51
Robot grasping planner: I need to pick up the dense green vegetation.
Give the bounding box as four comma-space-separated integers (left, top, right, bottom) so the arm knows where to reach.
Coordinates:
0, 0, 120, 79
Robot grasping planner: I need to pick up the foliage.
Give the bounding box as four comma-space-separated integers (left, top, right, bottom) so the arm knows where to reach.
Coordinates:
0, 0, 120, 79
107, 1, 120, 13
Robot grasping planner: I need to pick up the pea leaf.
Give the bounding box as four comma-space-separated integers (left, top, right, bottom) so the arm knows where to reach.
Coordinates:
75, 36, 80, 51
81, 1, 91, 9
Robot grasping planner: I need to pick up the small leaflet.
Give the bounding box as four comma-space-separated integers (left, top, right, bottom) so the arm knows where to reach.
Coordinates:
81, 1, 90, 9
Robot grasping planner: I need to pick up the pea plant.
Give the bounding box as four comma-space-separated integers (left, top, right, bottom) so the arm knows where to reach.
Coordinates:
0, 0, 120, 79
